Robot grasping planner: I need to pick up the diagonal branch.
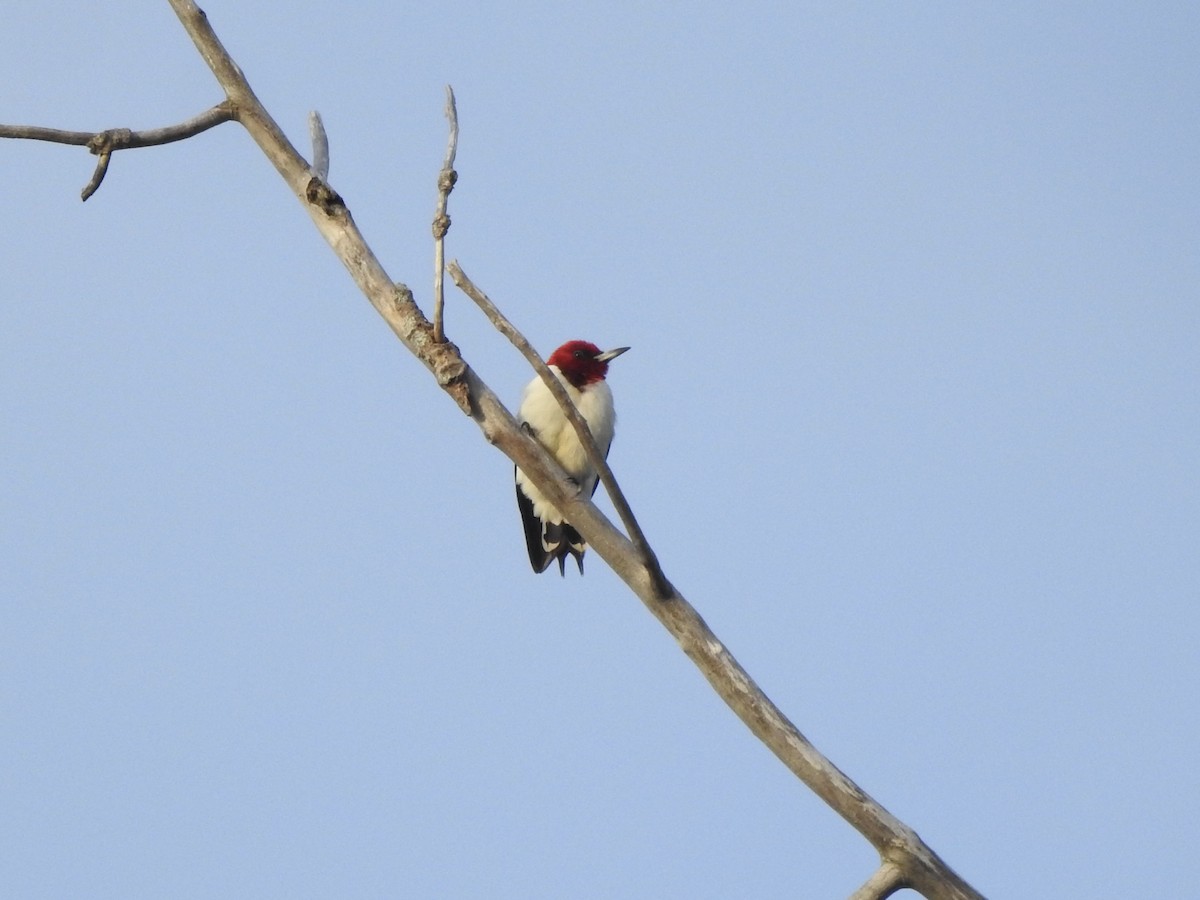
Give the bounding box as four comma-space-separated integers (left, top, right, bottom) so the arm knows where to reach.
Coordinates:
172, 2, 985, 896
448, 259, 671, 596
0, 103, 234, 200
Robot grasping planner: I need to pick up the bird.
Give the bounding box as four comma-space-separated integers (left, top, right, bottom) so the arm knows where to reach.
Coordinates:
515, 340, 630, 575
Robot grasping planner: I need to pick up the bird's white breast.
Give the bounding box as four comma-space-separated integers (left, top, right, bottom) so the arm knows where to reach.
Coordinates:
515, 367, 616, 523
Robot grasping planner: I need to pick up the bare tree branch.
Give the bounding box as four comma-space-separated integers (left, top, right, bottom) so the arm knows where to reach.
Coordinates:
431, 85, 458, 343
2, 3, 986, 897
0, 103, 234, 200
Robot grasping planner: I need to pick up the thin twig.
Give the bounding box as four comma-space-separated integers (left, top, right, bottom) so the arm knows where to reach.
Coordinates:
0, 103, 235, 200
81, 150, 113, 201
447, 259, 671, 596
431, 86, 458, 343
308, 111, 329, 180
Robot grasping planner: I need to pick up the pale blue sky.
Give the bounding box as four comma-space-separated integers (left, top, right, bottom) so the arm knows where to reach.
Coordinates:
3, 3, 1197, 897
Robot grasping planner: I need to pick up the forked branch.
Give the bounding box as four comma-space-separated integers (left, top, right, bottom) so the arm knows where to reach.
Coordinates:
0, 103, 234, 200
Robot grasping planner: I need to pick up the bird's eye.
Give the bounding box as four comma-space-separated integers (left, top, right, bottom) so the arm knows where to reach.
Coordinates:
574, 350, 587, 360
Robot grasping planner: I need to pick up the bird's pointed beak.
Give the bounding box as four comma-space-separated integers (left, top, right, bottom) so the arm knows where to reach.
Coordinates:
596, 346, 630, 363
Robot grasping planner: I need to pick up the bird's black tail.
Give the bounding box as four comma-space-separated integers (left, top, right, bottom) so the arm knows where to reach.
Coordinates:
516, 473, 586, 575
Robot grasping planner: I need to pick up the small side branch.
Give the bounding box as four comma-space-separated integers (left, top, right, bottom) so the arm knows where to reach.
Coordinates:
309, 111, 329, 180
849, 862, 908, 900
431, 86, 459, 343
448, 260, 671, 596
0, 103, 235, 200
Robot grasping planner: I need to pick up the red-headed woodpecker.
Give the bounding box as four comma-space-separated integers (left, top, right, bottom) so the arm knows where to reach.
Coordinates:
515, 340, 630, 575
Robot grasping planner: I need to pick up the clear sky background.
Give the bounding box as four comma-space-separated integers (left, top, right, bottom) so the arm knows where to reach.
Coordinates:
2, 3, 1197, 898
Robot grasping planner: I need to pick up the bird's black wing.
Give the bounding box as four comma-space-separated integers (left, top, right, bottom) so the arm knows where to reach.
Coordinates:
515, 470, 556, 574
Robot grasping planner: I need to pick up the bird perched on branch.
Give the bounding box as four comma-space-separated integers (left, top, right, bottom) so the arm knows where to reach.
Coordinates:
515, 340, 630, 575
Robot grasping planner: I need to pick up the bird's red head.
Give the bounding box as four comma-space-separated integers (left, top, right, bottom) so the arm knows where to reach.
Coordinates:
547, 340, 630, 389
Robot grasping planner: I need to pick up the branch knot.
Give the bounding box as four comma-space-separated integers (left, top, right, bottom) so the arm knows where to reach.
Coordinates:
87, 128, 133, 156
304, 177, 345, 215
